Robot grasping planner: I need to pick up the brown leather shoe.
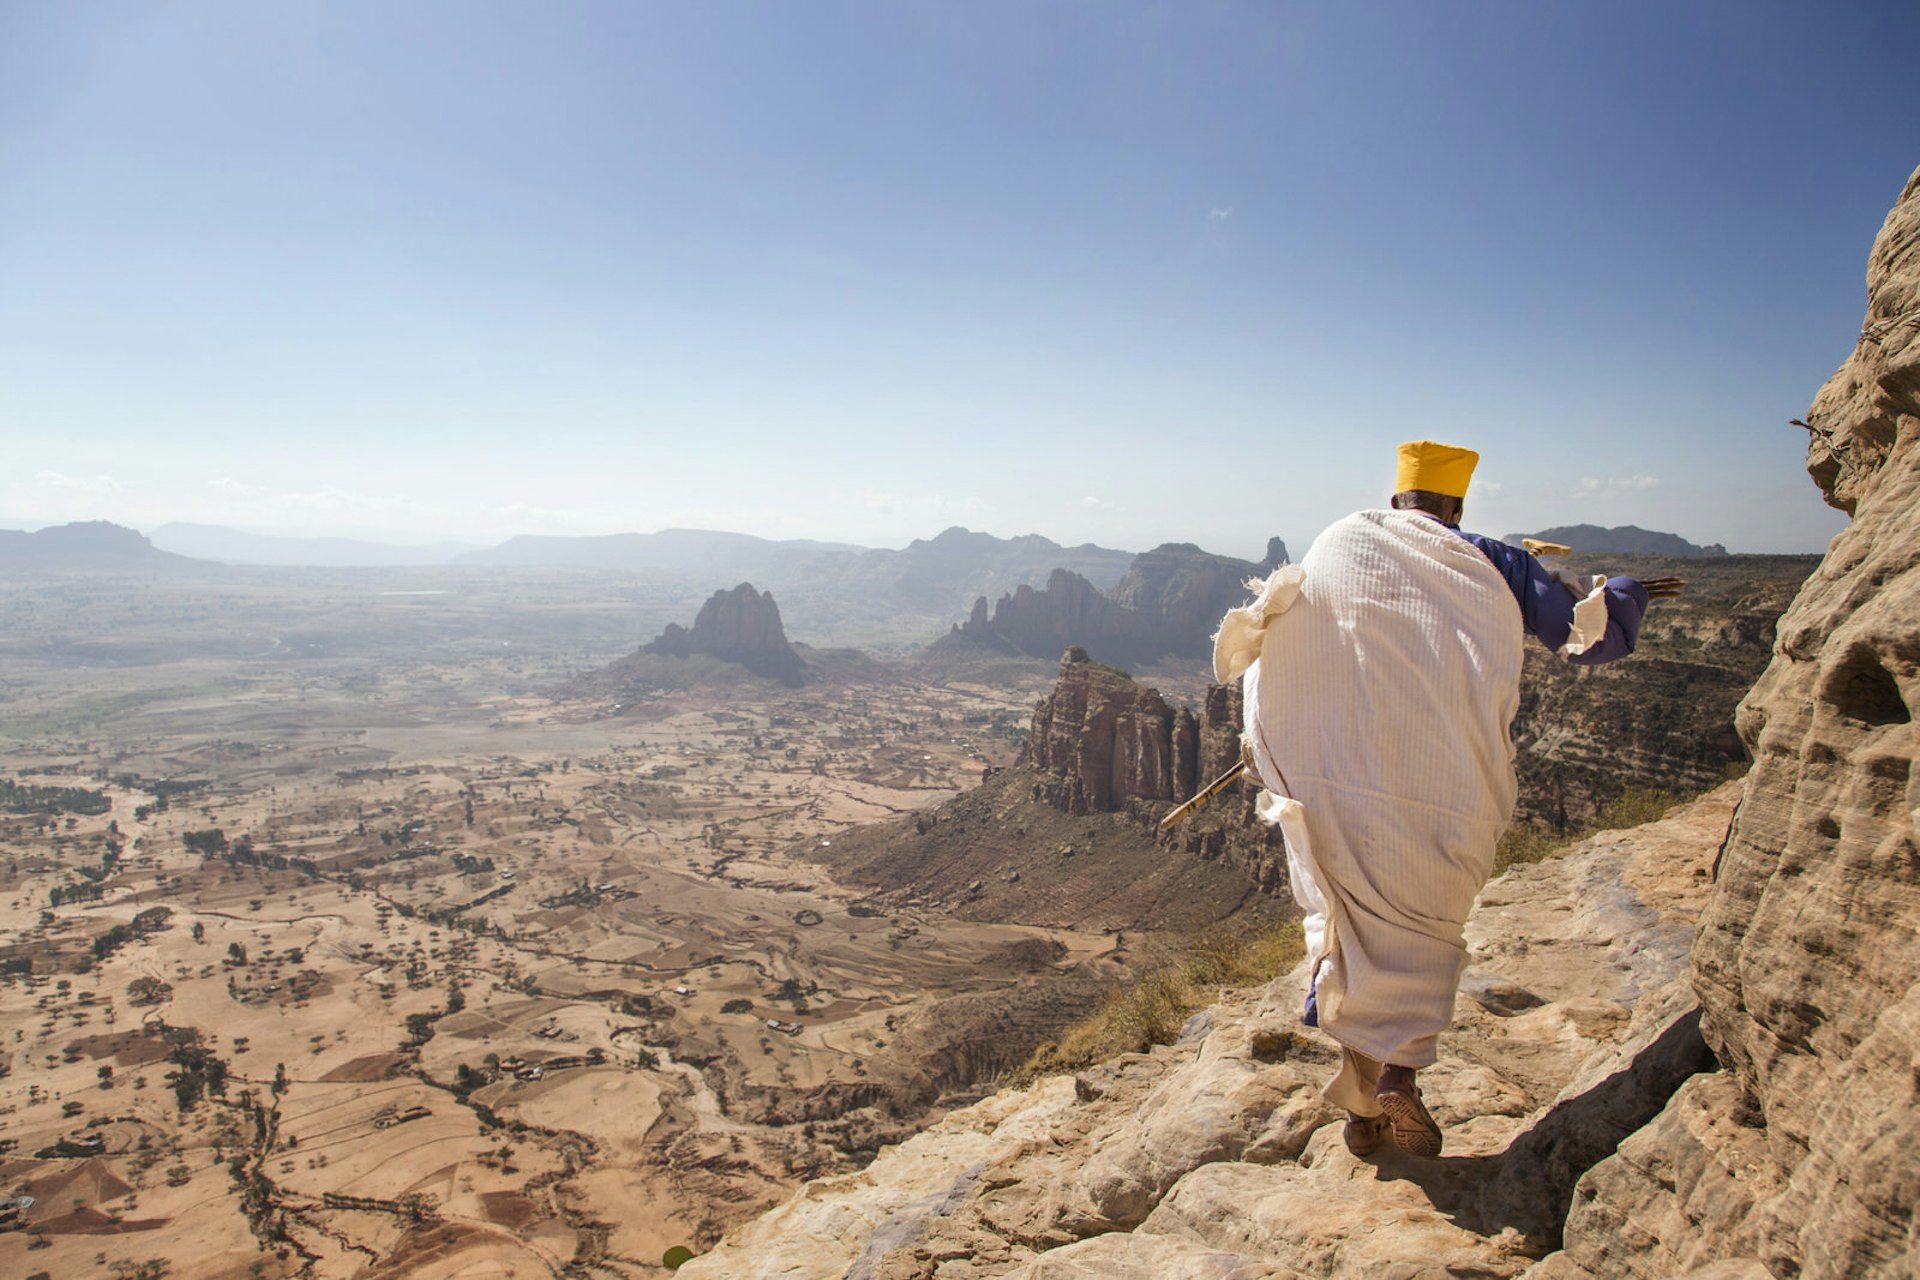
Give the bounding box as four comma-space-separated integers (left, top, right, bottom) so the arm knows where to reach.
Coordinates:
1342, 1111, 1389, 1156
1375, 1065, 1443, 1158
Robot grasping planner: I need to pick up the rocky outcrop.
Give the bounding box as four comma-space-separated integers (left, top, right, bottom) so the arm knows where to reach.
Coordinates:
1540, 165, 1920, 1280
1020, 647, 1192, 814
1111, 540, 1290, 661
1507, 553, 1814, 829
643, 582, 805, 686
807, 650, 1283, 930
1016, 648, 1285, 891
954, 569, 1156, 667
676, 786, 1739, 1279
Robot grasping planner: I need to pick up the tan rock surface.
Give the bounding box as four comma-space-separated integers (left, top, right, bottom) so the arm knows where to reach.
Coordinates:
1546, 164, 1920, 1280
676, 785, 1738, 1278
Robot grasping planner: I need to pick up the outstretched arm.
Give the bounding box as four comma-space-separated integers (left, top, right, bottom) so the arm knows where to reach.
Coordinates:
1459, 531, 1676, 664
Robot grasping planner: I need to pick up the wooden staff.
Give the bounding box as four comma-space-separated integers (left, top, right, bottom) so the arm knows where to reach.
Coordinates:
1158, 760, 1247, 830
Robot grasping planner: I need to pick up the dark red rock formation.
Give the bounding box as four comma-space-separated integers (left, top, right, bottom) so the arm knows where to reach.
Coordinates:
1020, 647, 1190, 813
644, 582, 805, 686
1017, 647, 1286, 893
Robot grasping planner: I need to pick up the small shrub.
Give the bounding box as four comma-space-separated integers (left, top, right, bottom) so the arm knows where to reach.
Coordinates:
1494, 785, 1689, 874
1017, 919, 1303, 1079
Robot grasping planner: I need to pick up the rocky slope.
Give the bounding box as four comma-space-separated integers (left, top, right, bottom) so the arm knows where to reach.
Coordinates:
679, 785, 1737, 1278
1509, 552, 1815, 828
811, 648, 1286, 929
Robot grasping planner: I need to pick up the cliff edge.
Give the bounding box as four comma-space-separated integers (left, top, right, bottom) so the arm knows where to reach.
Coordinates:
679, 787, 1735, 1278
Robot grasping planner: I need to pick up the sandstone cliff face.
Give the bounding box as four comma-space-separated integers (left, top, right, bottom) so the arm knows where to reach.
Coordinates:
808, 650, 1284, 931
644, 582, 805, 686
1542, 165, 1920, 1280
1020, 647, 1190, 813
1508, 553, 1813, 829
1018, 648, 1285, 892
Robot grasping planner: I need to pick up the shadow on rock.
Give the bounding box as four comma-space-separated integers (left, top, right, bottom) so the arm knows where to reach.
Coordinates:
1381, 1003, 1716, 1254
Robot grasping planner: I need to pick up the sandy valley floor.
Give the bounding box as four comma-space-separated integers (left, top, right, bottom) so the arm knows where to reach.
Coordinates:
0, 572, 1120, 1278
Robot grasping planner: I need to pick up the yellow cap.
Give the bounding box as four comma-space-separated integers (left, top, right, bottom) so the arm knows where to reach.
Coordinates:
1395, 440, 1479, 499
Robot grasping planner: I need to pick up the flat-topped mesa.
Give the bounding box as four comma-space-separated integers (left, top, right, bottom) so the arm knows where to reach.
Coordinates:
1504, 524, 1729, 557
0, 520, 196, 571
643, 582, 805, 687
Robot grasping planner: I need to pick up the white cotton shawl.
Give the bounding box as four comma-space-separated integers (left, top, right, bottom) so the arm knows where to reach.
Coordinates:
1223, 510, 1524, 1067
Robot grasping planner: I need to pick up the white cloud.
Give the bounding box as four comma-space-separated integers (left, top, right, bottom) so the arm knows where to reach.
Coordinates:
34, 470, 121, 494
207, 476, 264, 498
1573, 475, 1660, 497
1208, 207, 1233, 220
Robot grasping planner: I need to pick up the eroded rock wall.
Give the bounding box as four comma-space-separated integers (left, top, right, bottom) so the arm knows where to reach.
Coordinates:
1549, 165, 1920, 1279
1020, 647, 1193, 813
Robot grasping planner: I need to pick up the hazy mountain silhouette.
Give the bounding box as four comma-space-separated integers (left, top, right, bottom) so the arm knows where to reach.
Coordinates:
0, 521, 200, 573
150, 523, 479, 567
1506, 523, 1728, 557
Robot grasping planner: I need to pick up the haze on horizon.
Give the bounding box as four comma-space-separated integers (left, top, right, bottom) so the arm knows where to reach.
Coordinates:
4, 2, 1916, 561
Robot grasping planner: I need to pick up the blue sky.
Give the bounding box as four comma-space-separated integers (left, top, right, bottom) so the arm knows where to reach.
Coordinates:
2, 2, 1915, 557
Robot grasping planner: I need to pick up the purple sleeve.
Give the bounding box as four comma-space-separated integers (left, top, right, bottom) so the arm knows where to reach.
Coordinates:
1457, 531, 1649, 664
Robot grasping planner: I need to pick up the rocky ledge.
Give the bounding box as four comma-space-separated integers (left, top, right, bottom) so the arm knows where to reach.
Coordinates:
678, 785, 1736, 1278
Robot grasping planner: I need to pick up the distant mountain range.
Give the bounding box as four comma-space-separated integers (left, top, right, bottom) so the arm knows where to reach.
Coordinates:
0, 518, 1741, 652
0, 521, 195, 572
149, 522, 481, 567
1506, 523, 1728, 557
926, 537, 1291, 671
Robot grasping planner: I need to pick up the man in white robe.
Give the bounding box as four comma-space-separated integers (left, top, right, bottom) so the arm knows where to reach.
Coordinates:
1215, 440, 1676, 1157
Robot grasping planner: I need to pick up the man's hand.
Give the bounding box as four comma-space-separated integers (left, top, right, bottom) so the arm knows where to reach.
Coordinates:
1642, 577, 1685, 599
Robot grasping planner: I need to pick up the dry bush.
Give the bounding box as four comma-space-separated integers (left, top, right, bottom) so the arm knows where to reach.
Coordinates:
1018, 919, 1303, 1079
1494, 785, 1690, 874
